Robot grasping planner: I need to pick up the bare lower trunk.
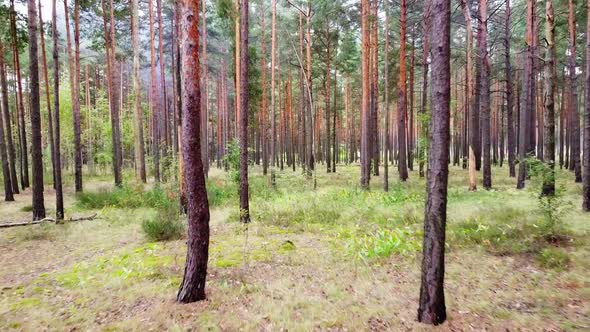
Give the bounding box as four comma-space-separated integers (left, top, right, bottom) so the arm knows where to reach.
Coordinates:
52, 0, 64, 219
239, 0, 250, 223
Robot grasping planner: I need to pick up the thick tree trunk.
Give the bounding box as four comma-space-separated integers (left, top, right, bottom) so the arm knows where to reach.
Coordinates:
52, 0, 64, 219
131, 0, 146, 182
542, 0, 556, 196
417, 0, 450, 324
360, 0, 370, 189
27, 0, 46, 220
239, 0, 250, 223
176, 0, 210, 303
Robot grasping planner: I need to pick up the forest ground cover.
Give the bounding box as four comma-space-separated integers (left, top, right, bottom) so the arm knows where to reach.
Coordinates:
0, 165, 589, 330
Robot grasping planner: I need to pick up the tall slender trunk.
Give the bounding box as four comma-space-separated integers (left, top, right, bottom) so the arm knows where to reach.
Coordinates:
371, 0, 379, 176
239, 0, 250, 223
0, 57, 13, 201
583, 0, 590, 210
38, 1, 56, 190
73, 0, 82, 191
517, 0, 534, 189
568, 0, 582, 183
131, 0, 146, 182
270, 0, 277, 171
10, 0, 29, 189
325, 27, 332, 173
260, 4, 268, 175
419, 0, 432, 178
418, 0, 450, 324
505, 0, 515, 177
479, 0, 491, 189
408, 35, 415, 171
201, 0, 209, 175
27, 0, 46, 220
360, 0, 370, 189
461, 0, 476, 190
149, 0, 160, 182
157, 0, 169, 153
52, 0, 64, 219
176, 0, 210, 303
383, 7, 390, 191
398, 0, 408, 181
0, 40, 18, 194
542, 0, 556, 196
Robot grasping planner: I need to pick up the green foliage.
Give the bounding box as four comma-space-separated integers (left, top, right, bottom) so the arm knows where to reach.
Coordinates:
536, 248, 571, 271
76, 185, 175, 210
353, 228, 421, 260
223, 139, 241, 183
141, 212, 184, 242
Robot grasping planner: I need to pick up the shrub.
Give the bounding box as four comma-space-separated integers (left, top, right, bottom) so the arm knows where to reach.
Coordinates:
141, 212, 184, 242
537, 248, 570, 270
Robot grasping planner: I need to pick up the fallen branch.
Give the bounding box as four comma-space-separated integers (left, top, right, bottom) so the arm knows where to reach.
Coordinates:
0, 213, 99, 229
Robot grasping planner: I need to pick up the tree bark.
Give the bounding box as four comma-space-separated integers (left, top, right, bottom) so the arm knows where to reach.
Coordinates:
479, 0, 491, 189
10, 0, 29, 189
149, 0, 160, 183
131, 0, 146, 182
398, 0, 409, 182
517, 0, 534, 189
176, 0, 210, 303
417, 0, 450, 324
568, 0, 582, 183
239, 0, 250, 223
383, 7, 390, 192
27, 0, 46, 220
419, 0, 432, 178
52, 0, 64, 220
542, 0, 556, 196
38, 1, 56, 190
0, 40, 18, 195
583, 0, 590, 210
505, 0, 515, 177
360, 0, 370, 189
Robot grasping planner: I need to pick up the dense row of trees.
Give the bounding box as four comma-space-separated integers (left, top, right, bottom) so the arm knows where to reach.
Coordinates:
0, 0, 589, 325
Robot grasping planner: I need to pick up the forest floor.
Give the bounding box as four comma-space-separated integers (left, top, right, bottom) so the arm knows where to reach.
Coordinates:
0, 164, 589, 331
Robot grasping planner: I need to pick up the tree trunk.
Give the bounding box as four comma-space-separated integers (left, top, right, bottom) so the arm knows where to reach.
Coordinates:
52, 0, 64, 219
10, 0, 29, 189
398, 0, 408, 182
517, 0, 534, 189
583, 0, 590, 210
131, 0, 146, 182
419, 0, 431, 178
0, 57, 13, 201
360, 0, 370, 189
27, 0, 46, 220
568, 0, 582, 183
201, 0, 209, 176
479, 0, 491, 189
460, 0, 476, 190
383, 7, 390, 192
417, 0, 450, 324
0, 40, 18, 195
149, 0, 160, 183
542, 0, 556, 196
505, 0, 515, 177
371, 0, 379, 176
239, 0, 251, 223
38, 1, 56, 190
176, 0, 210, 303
